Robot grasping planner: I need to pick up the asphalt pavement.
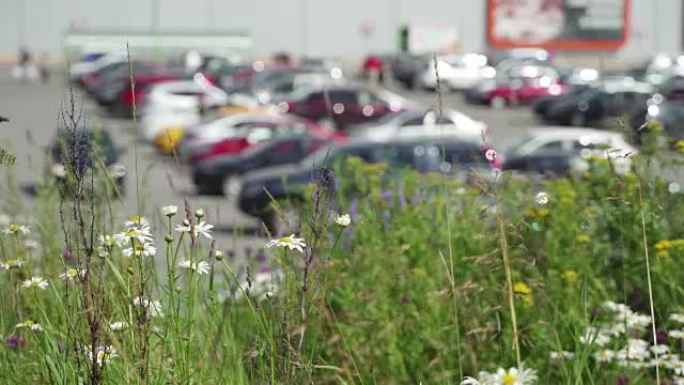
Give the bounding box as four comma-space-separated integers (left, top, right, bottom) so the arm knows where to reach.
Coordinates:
0, 67, 539, 254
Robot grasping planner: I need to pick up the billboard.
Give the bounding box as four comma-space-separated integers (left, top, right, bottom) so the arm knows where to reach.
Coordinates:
487, 0, 630, 50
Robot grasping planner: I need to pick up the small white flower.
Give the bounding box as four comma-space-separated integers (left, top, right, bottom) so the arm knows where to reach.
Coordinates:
650, 344, 670, 355
669, 330, 684, 339
0, 259, 24, 270
595, 349, 615, 363
264, 234, 306, 253
178, 260, 211, 275
334, 214, 351, 227
99, 234, 115, 247
124, 215, 150, 229
3, 224, 30, 236
132, 297, 163, 318
114, 227, 153, 246
195, 208, 205, 218
675, 377, 684, 385
122, 242, 156, 258
59, 267, 86, 281
492, 365, 538, 385
22, 276, 49, 290
673, 360, 684, 376
175, 220, 214, 239
108, 321, 129, 331
671, 313, 684, 324
534, 192, 549, 205
15, 320, 43, 332
161, 205, 178, 217
86, 345, 118, 366
579, 327, 612, 346
549, 351, 575, 361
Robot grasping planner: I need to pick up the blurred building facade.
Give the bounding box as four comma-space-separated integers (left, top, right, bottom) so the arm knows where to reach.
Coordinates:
0, 0, 681, 61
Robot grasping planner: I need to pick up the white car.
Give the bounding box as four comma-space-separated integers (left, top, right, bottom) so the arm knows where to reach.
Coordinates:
501, 127, 637, 174
68, 52, 127, 82
419, 54, 494, 91
139, 78, 229, 142
348, 108, 487, 142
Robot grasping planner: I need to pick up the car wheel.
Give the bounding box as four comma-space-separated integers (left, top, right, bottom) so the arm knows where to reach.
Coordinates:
570, 112, 585, 127
491, 96, 506, 109
196, 178, 224, 196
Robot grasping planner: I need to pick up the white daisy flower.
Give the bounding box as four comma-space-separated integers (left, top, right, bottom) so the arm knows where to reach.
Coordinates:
124, 215, 151, 229
264, 234, 306, 253
616, 339, 651, 362
595, 349, 615, 363
1, 259, 24, 270
650, 344, 670, 355
3, 224, 30, 236
22, 276, 49, 290
178, 260, 211, 275
86, 345, 118, 366
108, 321, 129, 331
161, 205, 178, 217
670, 330, 684, 339
675, 377, 684, 385
114, 227, 153, 247
334, 214, 351, 227
132, 297, 163, 318
122, 242, 156, 258
534, 192, 549, 205
59, 267, 86, 281
673, 360, 684, 376
175, 220, 214, 239
492, 365, 538, 385
15, 320, 43, 332
671, 313, 684, 324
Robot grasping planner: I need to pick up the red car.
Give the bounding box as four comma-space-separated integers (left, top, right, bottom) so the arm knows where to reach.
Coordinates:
485, 76, 569, 107
278, 85, 406, 129
187, 115, 345, 164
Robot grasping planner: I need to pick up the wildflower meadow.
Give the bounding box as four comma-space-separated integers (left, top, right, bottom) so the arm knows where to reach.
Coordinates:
0, 110, 683, 385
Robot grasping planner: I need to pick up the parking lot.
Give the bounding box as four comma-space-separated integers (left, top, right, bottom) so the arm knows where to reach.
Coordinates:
0, 65, 542, 251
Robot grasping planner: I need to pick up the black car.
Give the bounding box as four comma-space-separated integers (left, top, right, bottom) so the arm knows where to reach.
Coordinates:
389, 53, 430, 89
533, 85, 592, 119
543, 86, 651, 127
50, 129, 126, 195
630, 100, 684, 142
503, 153, 580, 178
192, 135, 334, 196
237, 136, 488, 228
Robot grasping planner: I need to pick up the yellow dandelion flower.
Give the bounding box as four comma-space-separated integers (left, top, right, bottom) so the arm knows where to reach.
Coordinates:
513, 282, 532, 295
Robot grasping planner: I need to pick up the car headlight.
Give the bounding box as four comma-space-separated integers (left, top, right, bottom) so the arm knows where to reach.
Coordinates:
109, 164, 127, 178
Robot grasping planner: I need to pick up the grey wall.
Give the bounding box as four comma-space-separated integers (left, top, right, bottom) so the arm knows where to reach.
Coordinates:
0, 0, 680, 59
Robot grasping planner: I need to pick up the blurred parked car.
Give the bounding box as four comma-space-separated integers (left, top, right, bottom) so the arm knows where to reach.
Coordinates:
179, 114, 332, 162
630, 100, 684, 143
418, 53, 494, 91
347, 108, 487, 142
49, 129, 126, 194
389, 53, 430, 89
465, 64, 567, 107
69, 51, 127, 86
541, 78, 652, 126
238, 136, 489, 230
278, 84, 409, 129
500, 127, 636, 175
85, 61, 161, 106
192, 131, 346, 195
139, 78, 229, 152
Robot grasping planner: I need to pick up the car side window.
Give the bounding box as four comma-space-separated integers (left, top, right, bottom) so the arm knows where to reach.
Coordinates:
357, 90, 382, 105
329, 90, 358, 104
531, 140, 563, 155
400, 116, 426, 127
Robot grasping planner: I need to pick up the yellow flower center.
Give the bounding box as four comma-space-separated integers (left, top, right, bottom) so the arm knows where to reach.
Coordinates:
67, 268, 78, 277
9, 224, 20, 232
278, 237, 293, 244
25, 320, 35, 327
503, 372, 516, 385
